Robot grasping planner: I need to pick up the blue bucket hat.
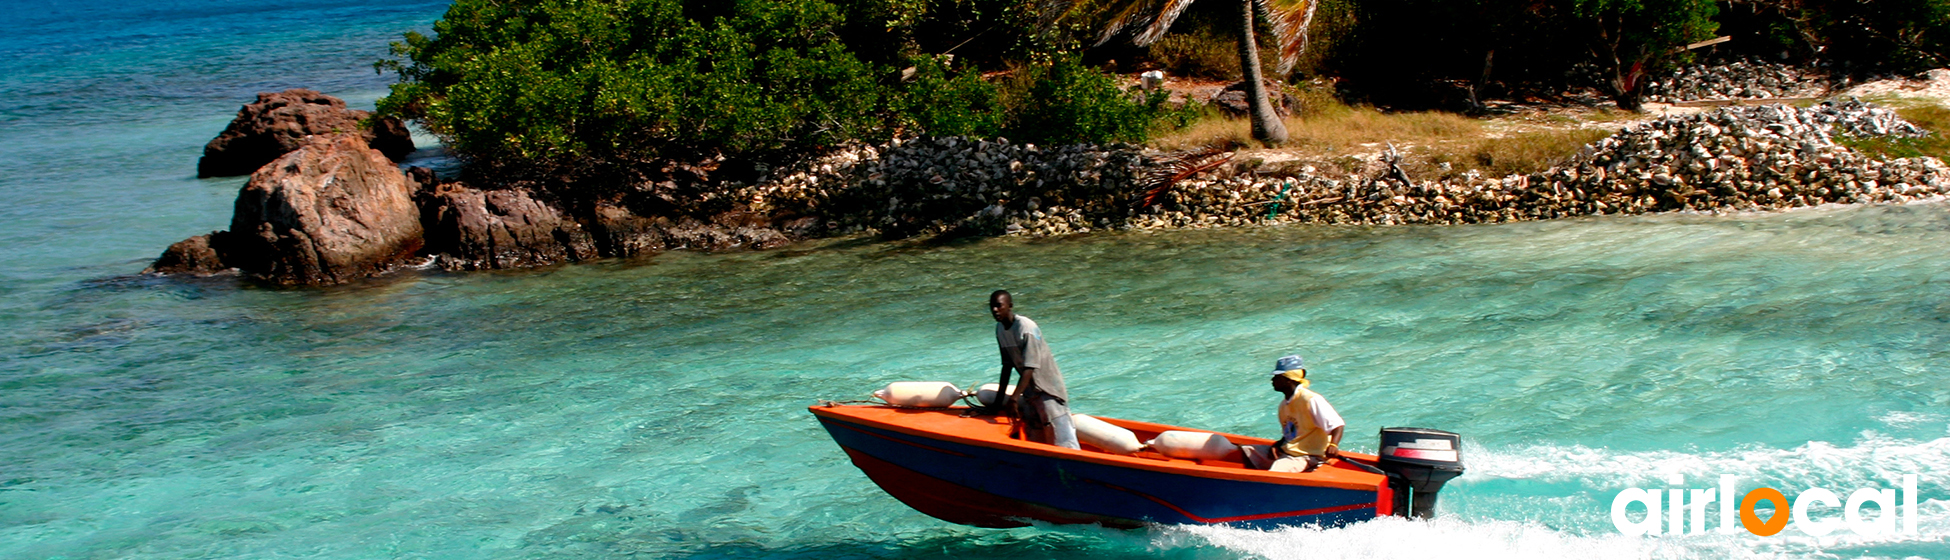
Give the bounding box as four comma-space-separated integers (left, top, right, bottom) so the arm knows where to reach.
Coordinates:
1272, 355, 1305, 374
1273, 355, 1308, 383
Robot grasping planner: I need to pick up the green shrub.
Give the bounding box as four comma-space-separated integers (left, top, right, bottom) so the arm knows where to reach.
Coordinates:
377, 0, 1197, 202
891, 55, 1179, 144
894, 57, 1006, 137
379, 0, 888, 178
1003, 55, 1171, 144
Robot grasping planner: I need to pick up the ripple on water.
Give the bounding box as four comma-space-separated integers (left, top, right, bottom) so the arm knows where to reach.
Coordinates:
3, 203, 1949, 558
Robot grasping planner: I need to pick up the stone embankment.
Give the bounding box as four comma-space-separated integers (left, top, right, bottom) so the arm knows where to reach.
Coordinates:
1141, 100, 1943, 228
743, 137, 1149, 238
1644, 59, 1831, 102
745, 99, 1946, 236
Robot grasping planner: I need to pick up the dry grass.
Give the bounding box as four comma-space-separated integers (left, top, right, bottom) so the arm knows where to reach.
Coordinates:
1584, 108, 1633, 122
1289, 108, 1483, 152
1429, 128, 1613, 179
1150, 116, 1259, 152
1149, 95, 1605, 178
1151, 103, 1482, 153
1902, 103, 1950, 131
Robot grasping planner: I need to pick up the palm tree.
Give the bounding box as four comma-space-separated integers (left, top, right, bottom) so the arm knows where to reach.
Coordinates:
1092, 0, 1318, 144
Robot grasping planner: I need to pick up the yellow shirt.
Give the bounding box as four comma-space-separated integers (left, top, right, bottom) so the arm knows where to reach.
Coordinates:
1276, 385, 1344, 458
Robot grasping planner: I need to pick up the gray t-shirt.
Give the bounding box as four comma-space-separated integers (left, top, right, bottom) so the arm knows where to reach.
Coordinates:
996, 315, 1068, 402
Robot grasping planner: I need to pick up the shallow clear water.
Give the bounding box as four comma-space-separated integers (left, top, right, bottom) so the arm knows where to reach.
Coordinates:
2, 2, 1948, 559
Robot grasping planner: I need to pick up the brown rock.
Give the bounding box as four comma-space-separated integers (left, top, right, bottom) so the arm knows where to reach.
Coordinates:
403, 166, 438, 198
144, 231, 236, 276
1212, 80, 1299, 117
365, 116, 417, 164
423, 183, 597, 270
223, 134, 424, 284
588, 202, 670, 258
197, 89, 415, 177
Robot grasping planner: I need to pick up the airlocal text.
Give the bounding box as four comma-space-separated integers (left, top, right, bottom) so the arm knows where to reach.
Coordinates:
1610, 475, 1919, 537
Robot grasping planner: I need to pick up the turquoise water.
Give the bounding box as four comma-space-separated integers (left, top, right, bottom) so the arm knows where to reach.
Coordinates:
3, 2, 1949, 558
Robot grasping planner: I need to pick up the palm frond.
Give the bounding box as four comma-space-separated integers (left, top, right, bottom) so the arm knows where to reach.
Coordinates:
1135, 146, 1232, 208
1259, 0, 1318, 73
1096, 0, 1198, 47
1027, 0, 1079, 31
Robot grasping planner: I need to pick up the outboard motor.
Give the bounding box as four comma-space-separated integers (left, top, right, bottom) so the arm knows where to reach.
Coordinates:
1376, 427, 1465, 519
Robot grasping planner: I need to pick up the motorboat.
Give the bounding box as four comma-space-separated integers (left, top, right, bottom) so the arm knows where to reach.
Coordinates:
809, 403, 1464, 529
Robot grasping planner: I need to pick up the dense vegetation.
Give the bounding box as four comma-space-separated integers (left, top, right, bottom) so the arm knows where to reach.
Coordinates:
376, 0, 1175, 188
1318, 0, 1949, 109
377, 0, 1950, 194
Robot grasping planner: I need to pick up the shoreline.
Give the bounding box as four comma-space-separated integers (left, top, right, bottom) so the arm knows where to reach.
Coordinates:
738, 100, 1947, 240
146, 96, 1949, 285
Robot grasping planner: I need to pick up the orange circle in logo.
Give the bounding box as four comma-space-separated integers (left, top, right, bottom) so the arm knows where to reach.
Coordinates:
1740, 487, 1790, 536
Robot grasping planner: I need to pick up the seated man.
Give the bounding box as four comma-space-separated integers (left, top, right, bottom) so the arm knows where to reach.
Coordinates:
1242, 355, 1345, 473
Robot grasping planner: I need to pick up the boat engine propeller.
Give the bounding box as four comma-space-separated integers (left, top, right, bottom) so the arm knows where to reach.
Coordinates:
1374, 427, 1465, 519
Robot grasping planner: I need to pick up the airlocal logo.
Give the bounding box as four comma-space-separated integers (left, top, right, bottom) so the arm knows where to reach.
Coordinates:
1611, 475, 1919, 537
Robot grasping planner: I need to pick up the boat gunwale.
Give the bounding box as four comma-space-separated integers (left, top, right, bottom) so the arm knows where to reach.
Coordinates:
810, 404, 1385, 491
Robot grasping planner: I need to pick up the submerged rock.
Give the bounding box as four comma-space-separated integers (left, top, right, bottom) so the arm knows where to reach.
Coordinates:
196, 89, 416, 177
144, 231, 237, 276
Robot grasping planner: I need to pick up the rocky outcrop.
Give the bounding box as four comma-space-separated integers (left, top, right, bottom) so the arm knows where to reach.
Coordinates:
422, 183, 598, 270
197, 89, 415, 177
152, 134, 424, 284
415, 184, 798, 271
156, 138, 810, 281
225, 134, 424, 284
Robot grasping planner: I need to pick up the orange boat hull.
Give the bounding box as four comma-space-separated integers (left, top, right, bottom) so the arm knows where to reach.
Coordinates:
810, 404, 1393, 529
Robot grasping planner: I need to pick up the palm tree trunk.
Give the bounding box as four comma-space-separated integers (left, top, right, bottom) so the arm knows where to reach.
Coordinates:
1238, 0, 1288, 144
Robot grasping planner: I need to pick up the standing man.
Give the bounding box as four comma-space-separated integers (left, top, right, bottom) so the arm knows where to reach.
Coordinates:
1243, 354, 1345, 473
987, 290, 1079, 449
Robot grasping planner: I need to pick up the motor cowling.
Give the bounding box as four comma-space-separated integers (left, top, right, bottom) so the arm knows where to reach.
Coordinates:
1375, 427, 1465, 519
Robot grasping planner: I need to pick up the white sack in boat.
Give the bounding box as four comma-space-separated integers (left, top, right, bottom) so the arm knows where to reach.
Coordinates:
973, 383, 1017, 408
1146, 430, 1238, 460
873, 382, 963, 407
1071, 414, 1143, 455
